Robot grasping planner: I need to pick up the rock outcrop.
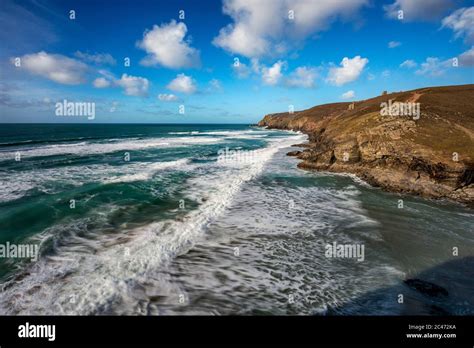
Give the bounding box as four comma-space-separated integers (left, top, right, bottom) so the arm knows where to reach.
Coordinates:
258, 84, 474, 206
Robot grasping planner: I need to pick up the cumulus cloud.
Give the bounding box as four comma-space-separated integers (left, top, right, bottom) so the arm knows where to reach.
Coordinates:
442, 7, 474, 44
115, 74, 149, 96
213, 0, 368, 58
400, 59, 417, 68
74, 51, 116, 65
247, 60, 318, 88
12, 51, 88, 85
158, 93, 179, 102
137, 20, 200, 69
167, 73, 197, 94
92, 77, 111, 88
326, 56, 369, 86
261, 61, 286, 86
384, 0, 454, 21
459, 46, 474, 67
92, 70, 115, 88
388, 41, 401, 48
341, 90, 355, 99
415, 57, 451, 76
243, 59, 318, 88
285, 66, 318, 88
92, 71, 150, 96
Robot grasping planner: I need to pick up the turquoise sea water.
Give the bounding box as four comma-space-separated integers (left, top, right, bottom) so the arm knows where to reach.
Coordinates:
0, 124, 473, 315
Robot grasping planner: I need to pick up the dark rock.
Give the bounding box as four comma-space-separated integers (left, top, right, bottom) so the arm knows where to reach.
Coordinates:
287, 150, 302, 157
291, 143, 312, 148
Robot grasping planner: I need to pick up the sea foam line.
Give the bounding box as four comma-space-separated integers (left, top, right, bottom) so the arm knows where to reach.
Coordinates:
0, 136, 222, 161
0, 159, 191, 203
0, 134, 305, 315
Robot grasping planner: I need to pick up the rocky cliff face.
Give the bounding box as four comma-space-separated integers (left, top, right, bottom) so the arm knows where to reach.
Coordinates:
258, 84, 474, 206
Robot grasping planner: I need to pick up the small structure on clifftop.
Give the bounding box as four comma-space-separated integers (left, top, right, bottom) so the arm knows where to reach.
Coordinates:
348, 103, 355, 110
382, 90, 388, 95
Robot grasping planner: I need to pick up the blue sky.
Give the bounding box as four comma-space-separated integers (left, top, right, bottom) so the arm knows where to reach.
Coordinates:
1, 0, 473, 123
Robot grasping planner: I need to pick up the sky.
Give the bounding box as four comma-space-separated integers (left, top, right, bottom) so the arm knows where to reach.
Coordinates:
0, 0, 473, 123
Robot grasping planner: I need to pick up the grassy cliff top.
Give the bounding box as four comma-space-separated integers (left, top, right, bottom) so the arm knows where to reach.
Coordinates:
259, 84, 474, 163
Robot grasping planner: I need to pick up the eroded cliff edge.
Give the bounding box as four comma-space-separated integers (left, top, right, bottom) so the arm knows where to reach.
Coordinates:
258, 84, 474, 206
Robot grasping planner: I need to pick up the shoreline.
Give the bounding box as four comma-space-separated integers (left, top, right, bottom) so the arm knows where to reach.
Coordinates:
261, 126, 474, 208
258, 85, 474, 208
291, 144, 472, 209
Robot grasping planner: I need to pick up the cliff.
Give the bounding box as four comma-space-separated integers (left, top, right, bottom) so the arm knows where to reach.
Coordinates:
258, 84, 474, 206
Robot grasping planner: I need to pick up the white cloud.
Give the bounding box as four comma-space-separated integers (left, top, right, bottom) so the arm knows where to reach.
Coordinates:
92, 70, 115, 88
382, 70, 391, 77
261, 61, 285, 85
384, 0, 454, 21
93, 77, 111, 88
74, 51, 116, 65
237, 59, 317, 88
388, 41, 401, 48
415, 57, 451, 76
459, 46, 474, 67
326, 56, 369, 86
285, 66, 318, 88
115, 74, 149, 96
158, 93, 179, 102
213, 0, 368, 58
400, 59, 417, 68
341, 90, 355, 99
167, 73, 197, 94
137, 20, 200, 69
91, 71, 150, 97
96, 69, 115, 80
442, 7, 474, 44
214, 20, 269, 58
13, 51, 88, 85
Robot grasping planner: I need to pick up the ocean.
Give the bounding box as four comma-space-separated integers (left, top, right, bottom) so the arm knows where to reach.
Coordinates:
0, 124, 473, 315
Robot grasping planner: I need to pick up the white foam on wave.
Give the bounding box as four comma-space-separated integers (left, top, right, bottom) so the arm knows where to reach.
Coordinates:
0, 180, 37, 203
0, 159, 190, 203
0, 134, 304, 315
0, 137, 222, 161
168, 129, 273, 137
168, 131, 200, 135
324, 171, 373, 188
104, 159, 189, 184
144, 147, 392, 315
